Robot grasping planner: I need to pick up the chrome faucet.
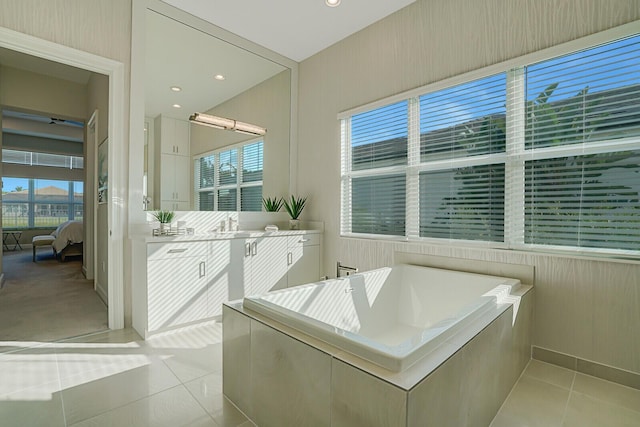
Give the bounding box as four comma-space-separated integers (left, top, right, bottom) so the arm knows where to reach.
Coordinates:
337, 261, 358, 278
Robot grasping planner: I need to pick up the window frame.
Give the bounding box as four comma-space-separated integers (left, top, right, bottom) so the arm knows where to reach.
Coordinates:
339, 23, 640, 258
193, 138, 264, 212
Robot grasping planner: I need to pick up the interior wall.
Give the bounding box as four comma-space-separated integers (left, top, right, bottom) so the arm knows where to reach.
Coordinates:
0, 65, 87, 118
0, 0, 132, 325
297, 0, 640, 374
190, 69, 292, 200
86, 72, 109, 290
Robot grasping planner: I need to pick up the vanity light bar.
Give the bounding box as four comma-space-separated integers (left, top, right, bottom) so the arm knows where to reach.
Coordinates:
189, 112, 266, 136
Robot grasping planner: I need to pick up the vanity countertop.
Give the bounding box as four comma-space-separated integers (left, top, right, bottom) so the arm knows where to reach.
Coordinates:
130, 228, 322, 243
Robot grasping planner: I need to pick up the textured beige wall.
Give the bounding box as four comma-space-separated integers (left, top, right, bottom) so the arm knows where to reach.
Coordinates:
0, 0, 132, 324
190, 69, 292, 200
297, 0, 640, 373
0, 66, 87, 118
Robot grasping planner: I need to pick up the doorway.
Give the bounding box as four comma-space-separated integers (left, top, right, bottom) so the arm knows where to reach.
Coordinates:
0, 26, 125, 331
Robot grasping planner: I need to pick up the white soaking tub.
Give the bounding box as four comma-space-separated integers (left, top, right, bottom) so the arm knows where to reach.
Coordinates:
243, 264, 522, 372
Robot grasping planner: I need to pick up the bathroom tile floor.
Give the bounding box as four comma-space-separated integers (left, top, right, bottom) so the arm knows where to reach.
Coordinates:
0, 320, 252, 427
1, 319, 638, 427
490, 359, 640, 427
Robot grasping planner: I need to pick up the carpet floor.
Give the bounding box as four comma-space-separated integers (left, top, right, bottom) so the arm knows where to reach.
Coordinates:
0, 249, 108, 346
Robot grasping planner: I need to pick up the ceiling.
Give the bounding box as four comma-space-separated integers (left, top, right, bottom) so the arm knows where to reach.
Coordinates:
161, 0, 416, 62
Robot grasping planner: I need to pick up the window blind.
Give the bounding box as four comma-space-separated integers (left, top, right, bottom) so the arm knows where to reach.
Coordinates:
525, 36, 640, 149
241, 186, 262, 212
351, 174, 406, 236
340, 31, 640, 255
219, 149, 237, 186
521, 34, 640, 253
351, 101, 408, 171
217, 189, 237, 211
420, 74, 506, 161
420, 164, 505, 242
242, 142, 263, 183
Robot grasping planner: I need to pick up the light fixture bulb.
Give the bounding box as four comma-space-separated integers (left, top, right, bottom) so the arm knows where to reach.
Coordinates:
172, 104, 181, 108
326, 0, 341, 7
170, 86, 182, 92
214, 74, 225, 81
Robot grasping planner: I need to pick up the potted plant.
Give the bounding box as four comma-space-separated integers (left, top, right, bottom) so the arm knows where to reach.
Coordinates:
283, 195, 307, 230
152, 210, 175, 235
262, 196, 284, 212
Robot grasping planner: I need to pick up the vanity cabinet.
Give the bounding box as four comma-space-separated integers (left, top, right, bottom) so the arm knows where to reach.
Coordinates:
287, 233, 321, 287
146, 241, 208, 332
132, 231, 322, 338
244, 236, 289, 295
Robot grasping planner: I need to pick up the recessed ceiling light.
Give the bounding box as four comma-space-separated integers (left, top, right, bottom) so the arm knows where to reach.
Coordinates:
214, 74, 225, 81
173, 104, 181, 109
170, 86, 182, 92
326, 0, 341, 7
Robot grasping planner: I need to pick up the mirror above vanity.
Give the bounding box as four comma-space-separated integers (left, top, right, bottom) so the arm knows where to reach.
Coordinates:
143, 0, 295, 211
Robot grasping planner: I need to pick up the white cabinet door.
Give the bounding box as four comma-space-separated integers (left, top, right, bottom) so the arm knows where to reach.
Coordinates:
147, 243, 208, 332
287, 234, 321, 287
160, 116, 176, 155
174, 119, 190, 156
174, 155, 191, 202
160, 153, 176, 201
288, 244, 320, 287
246, 236, 288, 296
160, 117, 190, 155
207, 239, 231, 317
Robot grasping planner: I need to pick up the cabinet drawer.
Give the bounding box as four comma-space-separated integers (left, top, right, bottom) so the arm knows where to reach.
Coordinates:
287, 233, 321, 248
147, 242, 208, 260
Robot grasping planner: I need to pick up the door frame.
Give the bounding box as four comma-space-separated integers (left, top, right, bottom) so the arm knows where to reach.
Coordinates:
0, 26, 126, 329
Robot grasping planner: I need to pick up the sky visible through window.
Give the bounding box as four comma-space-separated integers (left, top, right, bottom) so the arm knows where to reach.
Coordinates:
350, 34, 640, 147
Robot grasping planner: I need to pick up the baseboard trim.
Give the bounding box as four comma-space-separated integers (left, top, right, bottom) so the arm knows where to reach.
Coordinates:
96, 282, 108, 306
532, 346, 640, 390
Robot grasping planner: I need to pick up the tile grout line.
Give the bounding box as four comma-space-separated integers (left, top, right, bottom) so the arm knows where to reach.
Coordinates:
559, 370, 577, 426
53, 346, 69, 427
181, 377, 222, 427
489, 358, 533, 425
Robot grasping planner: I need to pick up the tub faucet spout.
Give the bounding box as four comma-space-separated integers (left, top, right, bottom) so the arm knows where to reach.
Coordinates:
337, 261, 358, 278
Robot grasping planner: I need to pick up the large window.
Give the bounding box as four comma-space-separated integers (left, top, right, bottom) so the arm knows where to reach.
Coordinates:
194, 140, 263, 212
341, 31, 640, 256
2, 178, 84, 228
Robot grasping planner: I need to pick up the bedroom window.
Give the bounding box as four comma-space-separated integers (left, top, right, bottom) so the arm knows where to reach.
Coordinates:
2, 178, 84, 229
340, 31, 640, 256
194, 140, 263, 212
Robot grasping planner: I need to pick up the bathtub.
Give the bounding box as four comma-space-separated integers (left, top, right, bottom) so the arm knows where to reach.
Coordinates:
243, 264, 522, 372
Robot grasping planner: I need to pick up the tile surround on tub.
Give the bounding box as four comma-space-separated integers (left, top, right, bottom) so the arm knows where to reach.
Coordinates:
222, 285, 533, 426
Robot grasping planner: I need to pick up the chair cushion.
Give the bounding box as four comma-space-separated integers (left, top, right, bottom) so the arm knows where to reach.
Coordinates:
32, 235, 55, 246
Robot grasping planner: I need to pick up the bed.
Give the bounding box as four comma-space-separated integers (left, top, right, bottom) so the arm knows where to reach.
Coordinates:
52, 220, 84, 261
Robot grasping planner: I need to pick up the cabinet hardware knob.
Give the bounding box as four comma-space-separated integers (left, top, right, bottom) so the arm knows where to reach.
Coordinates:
251, 241, 257, 256
287, 252, 292, 265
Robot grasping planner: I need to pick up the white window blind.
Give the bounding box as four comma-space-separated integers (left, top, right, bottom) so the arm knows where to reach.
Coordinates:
418, 74, 507, 242
341, 30, 640, 256
520, 35, 640, 253
194, 140, 263, 212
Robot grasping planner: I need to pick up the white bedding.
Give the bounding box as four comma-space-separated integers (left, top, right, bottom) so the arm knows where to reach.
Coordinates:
52, 220, 83, 252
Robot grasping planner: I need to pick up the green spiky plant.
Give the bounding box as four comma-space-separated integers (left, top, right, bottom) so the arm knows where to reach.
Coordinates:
283, 195, 307, 220
262, 196, 284, 212
152, 210, 175, 224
